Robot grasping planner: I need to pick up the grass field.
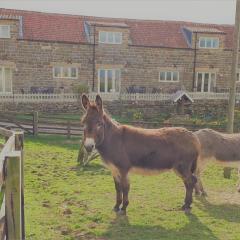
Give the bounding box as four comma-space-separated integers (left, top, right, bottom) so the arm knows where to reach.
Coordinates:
24, 135, 240, 240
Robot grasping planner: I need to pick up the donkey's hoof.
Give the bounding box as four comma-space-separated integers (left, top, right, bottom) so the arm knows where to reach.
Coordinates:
117, 209, 126, 215
195, 191, 201, 196
201, 191, 208, 197
181, 205, 191, 214
184, 208, 191, 214
113, 206, 120, 212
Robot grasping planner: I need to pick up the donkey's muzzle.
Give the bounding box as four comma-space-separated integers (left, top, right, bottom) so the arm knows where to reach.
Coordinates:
84, 144, 94, 153
84, 138, 95, 153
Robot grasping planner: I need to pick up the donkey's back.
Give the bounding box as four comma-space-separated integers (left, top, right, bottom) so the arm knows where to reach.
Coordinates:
194, 128, 240, 195
121, 126, 200, 172
195, 128, 240, 164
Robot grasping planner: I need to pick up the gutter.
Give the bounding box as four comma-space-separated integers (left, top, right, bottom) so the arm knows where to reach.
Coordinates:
192, 32, 198, 91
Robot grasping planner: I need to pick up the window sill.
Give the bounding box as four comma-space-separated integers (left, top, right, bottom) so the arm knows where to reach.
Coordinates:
159, 80, 179, 83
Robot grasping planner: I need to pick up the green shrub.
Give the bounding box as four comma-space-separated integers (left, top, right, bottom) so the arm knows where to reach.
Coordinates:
73, 83, 89, 94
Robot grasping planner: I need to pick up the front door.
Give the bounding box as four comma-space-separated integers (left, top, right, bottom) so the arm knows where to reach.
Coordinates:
98, 69, 120, 93
196, 72, 216, 92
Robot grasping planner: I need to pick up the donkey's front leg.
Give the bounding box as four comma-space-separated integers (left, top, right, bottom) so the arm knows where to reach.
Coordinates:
119, 173, 130, 215
113, 177, 122, 212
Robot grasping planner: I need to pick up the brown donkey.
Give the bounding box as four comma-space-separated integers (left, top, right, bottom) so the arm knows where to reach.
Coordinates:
81, 94, 200, 214
194, 129, 240, 195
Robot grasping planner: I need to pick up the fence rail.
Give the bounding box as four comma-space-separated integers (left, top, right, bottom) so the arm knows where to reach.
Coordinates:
0, 111, 83, 138
1, 92, 240, 103
0, 128, 25, 240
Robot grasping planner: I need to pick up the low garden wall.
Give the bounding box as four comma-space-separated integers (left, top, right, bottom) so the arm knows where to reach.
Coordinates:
0, 99, 231, 121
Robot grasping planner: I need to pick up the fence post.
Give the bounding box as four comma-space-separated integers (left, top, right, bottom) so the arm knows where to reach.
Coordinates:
67, 121, 71, 139
5, 153, 22, 240
33, 111, 38, 136
15, 132, 25, 240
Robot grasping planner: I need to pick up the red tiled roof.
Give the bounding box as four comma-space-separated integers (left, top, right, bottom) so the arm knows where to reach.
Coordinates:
0, 8, 234, 49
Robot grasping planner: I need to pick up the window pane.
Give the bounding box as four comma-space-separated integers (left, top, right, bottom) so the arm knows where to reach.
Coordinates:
206, 39, 212, 48
212, 39, 219, 48
0, 25, 10, 38
5, 68, 12, 92
199, 39, 205, 48
210, 73, 216, 92
115, 69, 120, 92
54, 67, 61, 78
173, 72, 178, 81
160, 72, 165, 81
237, 73, 240, 82
108, 32, 114, 43
70, 68, 77, 78
99, 32, 106, 43
197, 73, 202, 92
63, 68, 69, 78
99, 70, 105, 92
107, 70, 113, 92
166, 72, 172, 81
0, 68, 3, 92
204, 73, 209, 92
114, 32, 122, 44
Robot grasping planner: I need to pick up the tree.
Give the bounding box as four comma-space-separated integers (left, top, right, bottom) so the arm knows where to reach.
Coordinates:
227, 0, 240, 133
225, 0, 240, 178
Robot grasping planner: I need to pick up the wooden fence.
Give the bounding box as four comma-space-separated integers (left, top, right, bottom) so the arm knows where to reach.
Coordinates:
0, 128, 25, 240
0, 110, 228, 138
0, 92, 239, 103
0, 111, 83, 138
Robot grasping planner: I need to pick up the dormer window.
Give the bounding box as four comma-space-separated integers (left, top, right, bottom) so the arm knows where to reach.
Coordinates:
99, 31, 122, 44
0, 25, 10, 38
199, 37, 219, 49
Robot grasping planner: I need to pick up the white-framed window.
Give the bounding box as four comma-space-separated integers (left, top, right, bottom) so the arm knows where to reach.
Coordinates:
99, 31, 122, 44
53, 66, 78, 79
196, 72, 216, 92
199, 37, 219, 49
98, 69, 121, 93
0, 25, 10, 38
0, 67, 12, 93
159, 71, 179, 82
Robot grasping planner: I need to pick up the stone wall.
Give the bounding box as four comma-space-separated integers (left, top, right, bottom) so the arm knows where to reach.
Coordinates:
0, 100, 232, 121
1, 18, 240, 95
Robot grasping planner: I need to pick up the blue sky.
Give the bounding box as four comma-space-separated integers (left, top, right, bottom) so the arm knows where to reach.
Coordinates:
0, 0, 236, 24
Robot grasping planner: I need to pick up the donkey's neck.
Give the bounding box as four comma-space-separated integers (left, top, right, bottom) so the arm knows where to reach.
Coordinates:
96, 113, 121, 154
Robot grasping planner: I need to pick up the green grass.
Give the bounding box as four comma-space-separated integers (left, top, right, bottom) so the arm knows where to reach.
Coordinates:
0, 136, 4, 145
24, 135, 240, 240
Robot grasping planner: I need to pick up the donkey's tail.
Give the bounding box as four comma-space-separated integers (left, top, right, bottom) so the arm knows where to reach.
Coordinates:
191, 157, 197, 174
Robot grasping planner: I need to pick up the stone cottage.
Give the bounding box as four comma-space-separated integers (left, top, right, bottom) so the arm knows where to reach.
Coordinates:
0, 8, 238, 94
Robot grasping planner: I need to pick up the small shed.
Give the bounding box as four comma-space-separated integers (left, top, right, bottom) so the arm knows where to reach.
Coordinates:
172, 90, 194, 115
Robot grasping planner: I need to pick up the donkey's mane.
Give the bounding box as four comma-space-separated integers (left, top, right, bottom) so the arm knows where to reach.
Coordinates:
103, 111, 121, 128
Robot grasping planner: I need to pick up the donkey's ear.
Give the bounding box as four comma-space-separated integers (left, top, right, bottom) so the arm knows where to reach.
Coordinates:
81, 94, 90, 110
95, 95, 103, 113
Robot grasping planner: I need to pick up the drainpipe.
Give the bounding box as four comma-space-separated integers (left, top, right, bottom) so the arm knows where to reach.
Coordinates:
92, 25, 96, 92
192, 32, 198, 91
